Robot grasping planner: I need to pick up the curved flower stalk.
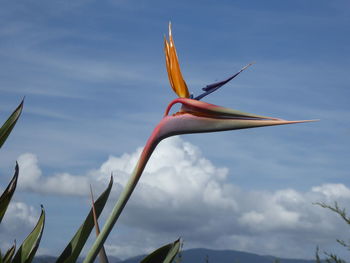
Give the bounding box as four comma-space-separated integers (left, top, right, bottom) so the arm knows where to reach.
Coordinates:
83, 24, 315, 263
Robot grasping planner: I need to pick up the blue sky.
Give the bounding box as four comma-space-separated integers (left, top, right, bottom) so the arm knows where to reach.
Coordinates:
0, 0, 350, 260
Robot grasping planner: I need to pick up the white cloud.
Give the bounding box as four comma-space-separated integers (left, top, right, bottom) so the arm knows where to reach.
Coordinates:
17, 153, 42, 189
13, 137, 350, 259
312, 183, 350, 200
17, 153, 90, 196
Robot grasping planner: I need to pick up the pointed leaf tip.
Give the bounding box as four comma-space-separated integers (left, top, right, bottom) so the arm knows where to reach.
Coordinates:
141, 239, 181, 263
12, 205, 45, 263
3, 240, 16, 263
0, 163, 19, 223
0, 100, 24, 148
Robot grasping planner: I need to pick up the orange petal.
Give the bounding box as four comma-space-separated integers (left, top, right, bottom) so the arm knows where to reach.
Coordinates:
164, 23, 190, 98
164, 36, 175, 94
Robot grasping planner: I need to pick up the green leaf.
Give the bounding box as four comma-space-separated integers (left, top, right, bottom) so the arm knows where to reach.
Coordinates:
141, 239, 181, 263
163, 240, 181, 263
3, 241, 16, 263
0, 163, 19, 223
12, 205, 45, 263
56, 176, 114, 263
0, 99, 24, 149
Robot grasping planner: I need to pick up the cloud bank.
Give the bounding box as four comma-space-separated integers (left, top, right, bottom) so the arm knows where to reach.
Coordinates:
12, 137, 350, 259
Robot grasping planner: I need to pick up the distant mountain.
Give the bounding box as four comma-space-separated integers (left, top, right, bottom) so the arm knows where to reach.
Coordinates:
33, 255, 56, 263
33, 248, 317, 263
119, 248, 317, 263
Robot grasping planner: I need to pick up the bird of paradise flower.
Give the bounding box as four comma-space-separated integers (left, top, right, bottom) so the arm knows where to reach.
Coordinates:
84, 23, 315, 263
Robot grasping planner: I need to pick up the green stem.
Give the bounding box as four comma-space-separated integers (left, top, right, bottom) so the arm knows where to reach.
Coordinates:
83, 129, 161, 263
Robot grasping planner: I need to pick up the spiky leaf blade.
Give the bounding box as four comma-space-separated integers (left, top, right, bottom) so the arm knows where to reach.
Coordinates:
3, 241, 16, 263
12, 205, 45, 263
56, 176, 113, 263
163, 239, 181, 263
0, 163, 19, 223
141, 239, 181, 263
0, 100, 23, 149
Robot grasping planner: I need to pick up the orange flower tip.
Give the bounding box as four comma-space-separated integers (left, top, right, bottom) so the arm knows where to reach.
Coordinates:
168, 21, 172, 36
164, 35, 169, 48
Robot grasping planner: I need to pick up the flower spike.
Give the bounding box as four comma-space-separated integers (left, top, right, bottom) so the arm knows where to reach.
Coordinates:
164, 22, 190, 98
